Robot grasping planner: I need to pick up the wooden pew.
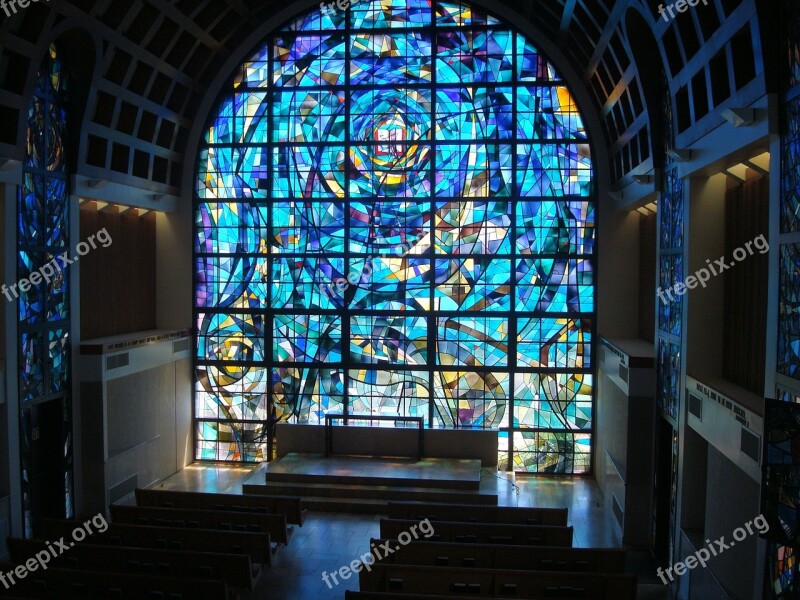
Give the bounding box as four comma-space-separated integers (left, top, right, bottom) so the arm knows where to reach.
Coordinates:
43, 519, 272, 566
12, 567, 228, 600
0, 561, 48, 599
370, 538, 626, 572
135, 488, 306, 526
110, 503, 290, 544
359, 564, 637, 599
387, 502, 569, 526
242, 485, 318, 522
7, 537, 259, 591
379, 519, 573, 547
346, 594, 539, 600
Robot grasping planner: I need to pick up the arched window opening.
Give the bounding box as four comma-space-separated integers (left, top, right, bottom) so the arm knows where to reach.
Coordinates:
194, 0, 595, 473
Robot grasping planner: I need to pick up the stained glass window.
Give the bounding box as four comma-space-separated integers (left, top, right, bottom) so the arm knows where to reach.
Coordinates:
788, 0, 800, 92
19, 44, 73, 534
782, 97, 800, 234
779, 244, 800, 380
770, 543, 796, 598
656, 82, 684, 422
657, 338, 681, 421
194, 0, 595, 472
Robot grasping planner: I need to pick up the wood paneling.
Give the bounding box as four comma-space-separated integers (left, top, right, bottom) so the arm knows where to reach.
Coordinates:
79, 206, 156, 339
723, 175, 768, 394
638, 213, 657, 343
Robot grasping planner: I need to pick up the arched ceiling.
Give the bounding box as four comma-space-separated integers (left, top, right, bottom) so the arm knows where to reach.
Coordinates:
0, 0, 769, 198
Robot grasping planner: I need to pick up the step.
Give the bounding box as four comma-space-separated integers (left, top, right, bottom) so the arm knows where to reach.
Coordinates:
244, 482, 498, 505
265, 469, 480, 491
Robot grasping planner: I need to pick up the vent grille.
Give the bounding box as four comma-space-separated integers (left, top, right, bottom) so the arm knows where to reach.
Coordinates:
618, 364, 629, 384
688, 395, 702, 420
109, 474, 138, 505
106, 353, 130, 371
612, 495, 624, 527
740, 428, 760, 463
173, 339, 190, 353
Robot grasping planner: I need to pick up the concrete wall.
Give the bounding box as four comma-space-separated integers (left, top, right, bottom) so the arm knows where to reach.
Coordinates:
703, 445, 760, 600
596, 341, 656, 546
80, 338, 192, 517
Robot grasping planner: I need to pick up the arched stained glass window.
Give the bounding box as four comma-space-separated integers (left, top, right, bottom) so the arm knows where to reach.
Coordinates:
194, 0, 595, 472
19, 43, 73, 534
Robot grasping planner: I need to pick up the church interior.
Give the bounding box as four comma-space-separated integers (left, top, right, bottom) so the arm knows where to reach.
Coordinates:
0, 0, 795, 598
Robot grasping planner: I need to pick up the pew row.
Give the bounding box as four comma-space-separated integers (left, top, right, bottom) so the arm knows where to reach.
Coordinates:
0, 564, 228, 600
110, 503, 290, 544
387, 502, 568, 526
347, 594, 540, 600
43, 519, 272, 566
135, 487, 306, 526
359, 564, 637, 599
370, 538, 626, 572
379, 519, 573, 547
7, 537, 259, 591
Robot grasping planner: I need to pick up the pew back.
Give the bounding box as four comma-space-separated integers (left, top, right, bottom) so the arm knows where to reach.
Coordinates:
135, 488, 306, 525
370, 538, 626, 572
1, 566, 228, 600
110, 503, 289, 544
379, 519, 573, 547
43, 519, 272, 565
7, 537, 257, 590
387, 502, 569, 526
359, 564, 637, 599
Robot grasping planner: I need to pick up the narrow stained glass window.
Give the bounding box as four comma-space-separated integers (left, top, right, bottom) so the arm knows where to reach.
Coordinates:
19, 44, 73, 535
194, 0, 595, 472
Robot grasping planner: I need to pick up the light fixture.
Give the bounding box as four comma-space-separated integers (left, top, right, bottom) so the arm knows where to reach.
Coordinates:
744, 152, 770, 176
635, 202, 657, 216
666, 149, 692, 162
721, 108, 754, 128
94, 201, 109, 212
724, 164, 748, 183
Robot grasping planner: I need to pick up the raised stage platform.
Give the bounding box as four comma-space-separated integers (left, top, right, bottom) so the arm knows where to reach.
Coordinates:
250, 452, 497, 511
266, 453, 482, 491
